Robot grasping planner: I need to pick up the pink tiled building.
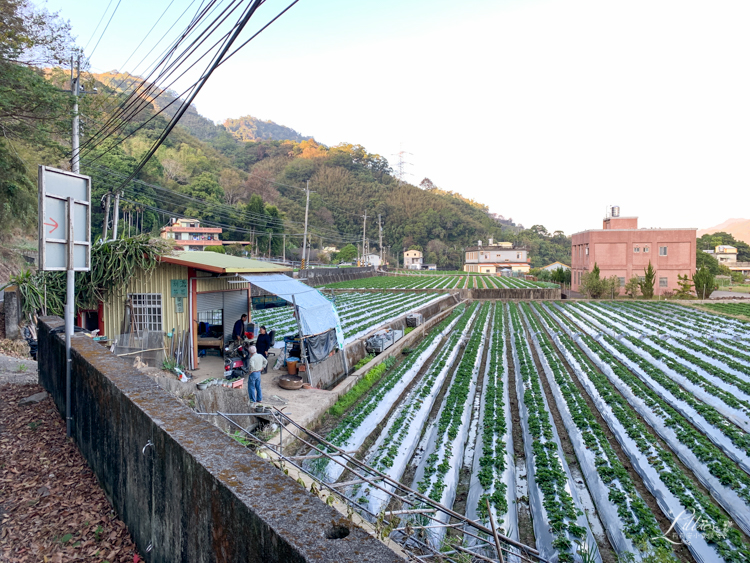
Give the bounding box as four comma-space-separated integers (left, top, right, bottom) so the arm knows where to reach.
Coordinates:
571, 213, 696, 295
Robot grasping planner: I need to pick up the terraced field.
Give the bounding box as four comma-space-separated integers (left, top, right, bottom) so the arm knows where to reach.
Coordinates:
309, 300, 750, 562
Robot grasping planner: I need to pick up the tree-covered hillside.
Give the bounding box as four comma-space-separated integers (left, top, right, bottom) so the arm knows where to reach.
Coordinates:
0, 2, 571, 270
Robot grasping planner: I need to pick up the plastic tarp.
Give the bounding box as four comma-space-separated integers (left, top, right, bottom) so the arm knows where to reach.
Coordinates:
240, 273, 344, 347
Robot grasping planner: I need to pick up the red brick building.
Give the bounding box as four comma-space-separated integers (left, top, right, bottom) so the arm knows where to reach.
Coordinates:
571, 213, 696, 295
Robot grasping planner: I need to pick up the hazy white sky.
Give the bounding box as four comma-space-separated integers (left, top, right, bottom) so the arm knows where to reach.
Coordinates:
47, 0, 750, 235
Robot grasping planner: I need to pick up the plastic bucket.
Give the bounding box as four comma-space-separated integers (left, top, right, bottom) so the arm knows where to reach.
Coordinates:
286, 360, 298, 375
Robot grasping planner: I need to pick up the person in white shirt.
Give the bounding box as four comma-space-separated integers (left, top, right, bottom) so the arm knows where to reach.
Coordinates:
247, 345, 267, 404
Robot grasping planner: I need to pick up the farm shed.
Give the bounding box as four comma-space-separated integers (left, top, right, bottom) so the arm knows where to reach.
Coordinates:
97, 251, 291, 369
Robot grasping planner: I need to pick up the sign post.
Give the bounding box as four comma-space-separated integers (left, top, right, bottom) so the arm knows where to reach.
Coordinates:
39, 166, 91, 437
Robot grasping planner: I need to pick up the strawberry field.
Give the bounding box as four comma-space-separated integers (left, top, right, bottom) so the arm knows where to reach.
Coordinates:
308, 299, 750, 562
320, 274, 555, 290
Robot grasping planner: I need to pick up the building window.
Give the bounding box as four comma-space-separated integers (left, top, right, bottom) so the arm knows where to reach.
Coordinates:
639, 276, 645, 282
618, 277, 625, 285
644, 246, 649, 253
585, 247, 589, 256
659, 246, 667, 256
129, 294, 162, 332
659, 277, 668, 288
634, 246, 640, 253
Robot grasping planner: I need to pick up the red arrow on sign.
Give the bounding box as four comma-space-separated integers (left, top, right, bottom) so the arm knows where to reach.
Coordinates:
43, 217, 59, 234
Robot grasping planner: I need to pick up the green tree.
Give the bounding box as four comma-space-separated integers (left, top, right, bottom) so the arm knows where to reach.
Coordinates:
580, 263, 605, 298
337, 244, 357, 263
604, 275, 621, 299
639, 261, 656, 299
624, 276, 640, 299
693, 267, 715, 300
674, 274, 693, 299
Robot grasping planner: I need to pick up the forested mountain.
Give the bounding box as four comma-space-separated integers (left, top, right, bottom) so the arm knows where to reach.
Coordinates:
1, 5, 571, 270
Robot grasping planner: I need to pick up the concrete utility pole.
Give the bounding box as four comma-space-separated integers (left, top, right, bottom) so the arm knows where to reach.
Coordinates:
102, 194, 110, 239
361, 211, 367, 266
282, 233, 286, 263
378, 213, 383, 265
65, 53, 81, 437
71, 56, 80, 174
301, 181, 310, 270
112, 190, 120, 240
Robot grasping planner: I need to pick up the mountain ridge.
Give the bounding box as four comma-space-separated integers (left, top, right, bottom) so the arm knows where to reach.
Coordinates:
698, 218, 750, 245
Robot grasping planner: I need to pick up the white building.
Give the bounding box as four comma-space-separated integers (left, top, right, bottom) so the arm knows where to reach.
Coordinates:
403, 249, 423, 270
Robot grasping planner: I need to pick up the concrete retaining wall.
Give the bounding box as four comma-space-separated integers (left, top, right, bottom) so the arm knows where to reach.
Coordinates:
37, 316, 402, 563
459, 287, 561, 300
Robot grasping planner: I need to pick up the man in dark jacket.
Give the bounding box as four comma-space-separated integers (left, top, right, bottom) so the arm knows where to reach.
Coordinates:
255, 326, 272, 373
232, 314, 248, 342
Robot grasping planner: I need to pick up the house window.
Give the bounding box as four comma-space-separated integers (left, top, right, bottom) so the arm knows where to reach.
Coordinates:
129, 294, 162, 332
634, 246, 640, 253
644, 246, 649, 253
659, 246, 667, 256
659, 277, 668, 288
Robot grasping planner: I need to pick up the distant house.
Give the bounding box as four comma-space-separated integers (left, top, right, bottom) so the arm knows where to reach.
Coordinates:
403, 249, 423, 270
160, 218, 222, 251
463, 239, 531, 274
702, 245, 738, 263
541, 261, 570, 272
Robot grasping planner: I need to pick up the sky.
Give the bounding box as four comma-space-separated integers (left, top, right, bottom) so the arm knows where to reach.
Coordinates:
45, 0, 750, 235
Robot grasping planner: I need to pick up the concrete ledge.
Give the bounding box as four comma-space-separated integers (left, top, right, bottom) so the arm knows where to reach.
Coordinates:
37, 316, 403, 563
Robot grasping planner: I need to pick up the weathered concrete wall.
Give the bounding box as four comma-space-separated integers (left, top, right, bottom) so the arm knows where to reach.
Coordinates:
309, 349, 346, 389
3, 286, 22, 340
301, 267, 382, 287
37, 316, 403, 563
459, 287, 561, 300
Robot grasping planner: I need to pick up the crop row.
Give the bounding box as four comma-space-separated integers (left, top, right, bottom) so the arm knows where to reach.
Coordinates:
468, 303, 514, 534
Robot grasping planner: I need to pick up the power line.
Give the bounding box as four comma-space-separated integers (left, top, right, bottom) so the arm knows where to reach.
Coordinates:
82, 0, 116, 52
88, 0, 124, 59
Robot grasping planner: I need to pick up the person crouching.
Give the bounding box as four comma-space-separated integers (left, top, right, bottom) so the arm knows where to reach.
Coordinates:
247, 345, 268, 404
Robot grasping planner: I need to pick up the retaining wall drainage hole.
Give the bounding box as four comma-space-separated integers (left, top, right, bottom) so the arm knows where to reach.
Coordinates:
325, 525, 350, 540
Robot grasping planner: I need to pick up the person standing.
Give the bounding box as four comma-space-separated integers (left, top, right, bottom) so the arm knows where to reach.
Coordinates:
233, 313, 248, 343
256, 326, 272, 373
247, 345, 267, 404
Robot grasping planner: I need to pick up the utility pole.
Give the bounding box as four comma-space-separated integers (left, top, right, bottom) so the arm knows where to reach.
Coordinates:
102, 193, 110, 239
112, 190, 120, 239
282, 233, 286, 263
378, 213, 383, 266
301, 180, 310, 270
71, 55, 80, 174
361, 211, 367, 266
